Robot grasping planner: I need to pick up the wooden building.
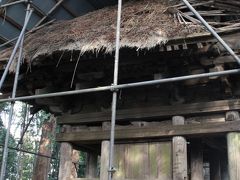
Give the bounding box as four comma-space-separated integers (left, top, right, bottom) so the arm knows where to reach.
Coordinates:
0, 0, 240, 179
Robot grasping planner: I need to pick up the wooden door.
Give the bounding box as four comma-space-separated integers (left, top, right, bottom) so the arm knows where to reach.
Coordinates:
113, 142, 172, 180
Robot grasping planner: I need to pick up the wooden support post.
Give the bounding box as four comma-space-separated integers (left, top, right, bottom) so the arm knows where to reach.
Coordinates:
172, 116, 188, 180
100, 141, 110, 180
58, 142, 73, 180
86, 152, 98, 178
58, 125, 78, 180
226, 111, 240, 180
190, 141, 203, 180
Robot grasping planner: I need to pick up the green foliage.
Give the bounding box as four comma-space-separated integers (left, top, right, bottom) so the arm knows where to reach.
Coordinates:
0, 102, 10, 113
20, 135, 36, 180
48, 141, 60, 180
78, 151, 87, 178
0, 102, 87, 179
0, 115, 18, 180
18, 108, 51, 179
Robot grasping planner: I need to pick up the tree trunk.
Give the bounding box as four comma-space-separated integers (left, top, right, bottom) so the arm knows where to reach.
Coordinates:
32, 115, 56, 180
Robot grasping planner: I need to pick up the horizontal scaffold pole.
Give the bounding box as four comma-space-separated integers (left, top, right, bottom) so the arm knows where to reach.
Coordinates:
0, 144, 58, 160
0, 69, 240, 103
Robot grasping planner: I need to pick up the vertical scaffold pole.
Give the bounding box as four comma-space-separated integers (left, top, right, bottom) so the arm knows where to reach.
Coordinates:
0, 5, 33, 180
0, 4, 33, 91
108, 0, 122, 180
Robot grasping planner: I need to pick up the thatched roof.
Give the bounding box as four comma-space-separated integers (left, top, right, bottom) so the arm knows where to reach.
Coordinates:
0, 0, 206, 64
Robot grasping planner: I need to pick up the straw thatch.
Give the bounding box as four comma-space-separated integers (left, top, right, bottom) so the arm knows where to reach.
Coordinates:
0, 0, 205, 64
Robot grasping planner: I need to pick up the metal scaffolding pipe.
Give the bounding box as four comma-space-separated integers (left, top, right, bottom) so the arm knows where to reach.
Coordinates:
108, 0, 122, 179
0, 144, 58, 160
34, 0, 64, 27
0, 0, 27, 8
0, 9, 33, 91
0, 5, 31, 180
0, 69, 240, 103
181, 0, 240, 65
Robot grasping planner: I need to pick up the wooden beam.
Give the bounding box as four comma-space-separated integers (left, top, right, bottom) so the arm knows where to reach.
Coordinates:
56, 121, 240, 143
58, 99, 240, 125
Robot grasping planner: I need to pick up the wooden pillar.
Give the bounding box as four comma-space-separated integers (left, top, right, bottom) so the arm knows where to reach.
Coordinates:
58, 142, 73, 180
100, 140, 110, 180
226, 111, 240, 180
172, 116, 188, 180
190, 141, 203, 180
86, 152, 98, 178
58, 125, 78, 180
210, 151, 221, 180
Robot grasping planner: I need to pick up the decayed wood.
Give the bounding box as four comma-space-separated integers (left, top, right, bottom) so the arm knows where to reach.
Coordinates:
226, 111, 240, 180
58, 99, 240, 125
59, 142, 74, 180
100, 141, 109, 180
70, 114, 226, 133
172, 116, 188, 180
190, 142, 203, 180
56, 121, 240, 143
172, 136, 187, 180
59, 124, 78, 180
226, 111, 240, 121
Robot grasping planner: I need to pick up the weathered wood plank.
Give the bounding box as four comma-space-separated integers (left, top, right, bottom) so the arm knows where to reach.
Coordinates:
59, 143, 75, 180
156, 142, 172, 179
100, 141, 109, 180
113, 142, 172, 180
190, 142, 203, 180
56, 121, 240, 143
58, 99, 240, 125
